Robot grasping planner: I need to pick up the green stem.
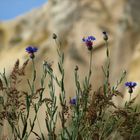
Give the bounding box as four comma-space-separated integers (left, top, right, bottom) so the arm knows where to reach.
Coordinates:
87, 50, 93, 85
37, 116, 43, 137
103, 40, 110, 96
55, 39, 61, 56
129, 93, 132, 102
31, 59, 36, 95
105, 40, 110, 84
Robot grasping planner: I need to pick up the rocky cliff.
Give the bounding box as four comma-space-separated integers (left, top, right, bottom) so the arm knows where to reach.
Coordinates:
0, 0, 140, 139
0, 0, 120, 96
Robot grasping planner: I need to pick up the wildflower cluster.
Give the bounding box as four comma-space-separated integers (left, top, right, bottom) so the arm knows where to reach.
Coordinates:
0, 33, 139, 140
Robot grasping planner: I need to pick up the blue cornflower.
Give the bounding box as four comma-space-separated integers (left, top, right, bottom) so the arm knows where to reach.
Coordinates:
82, 36, 96, 51
70, 97, 76, 105
125, 82, 137, 88
26, 46, 38, 53
125, 82, 137, 93
26, 46, 38, 59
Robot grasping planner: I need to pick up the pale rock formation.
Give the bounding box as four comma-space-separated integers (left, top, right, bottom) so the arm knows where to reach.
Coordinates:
110, 0, 140, 105
0, 0, 140, 139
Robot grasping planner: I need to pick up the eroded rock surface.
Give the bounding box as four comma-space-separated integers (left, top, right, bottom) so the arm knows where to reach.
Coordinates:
0, 0, 140, 139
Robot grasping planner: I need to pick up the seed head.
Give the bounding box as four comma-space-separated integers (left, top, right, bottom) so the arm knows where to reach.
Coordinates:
103, 31, 108, 41
52, 33, 57, 39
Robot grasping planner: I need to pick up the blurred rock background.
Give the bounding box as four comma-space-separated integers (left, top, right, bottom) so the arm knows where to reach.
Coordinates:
0, 0, 140, 139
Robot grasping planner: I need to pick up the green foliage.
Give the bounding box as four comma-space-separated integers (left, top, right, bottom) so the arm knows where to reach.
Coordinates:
0, 33, 140, 140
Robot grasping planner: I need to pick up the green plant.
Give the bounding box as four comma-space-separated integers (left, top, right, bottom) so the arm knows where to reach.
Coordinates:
0, 32, 140, 140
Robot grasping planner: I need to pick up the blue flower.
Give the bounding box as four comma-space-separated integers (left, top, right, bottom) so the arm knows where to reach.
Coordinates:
26, 46, 38, 59
125, 82, 137, 94
82, 36, 96, 51
70, 97, 76, 105
26, 46, 38, 54
82, 36, 96, 42
125, 82, 137, 88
